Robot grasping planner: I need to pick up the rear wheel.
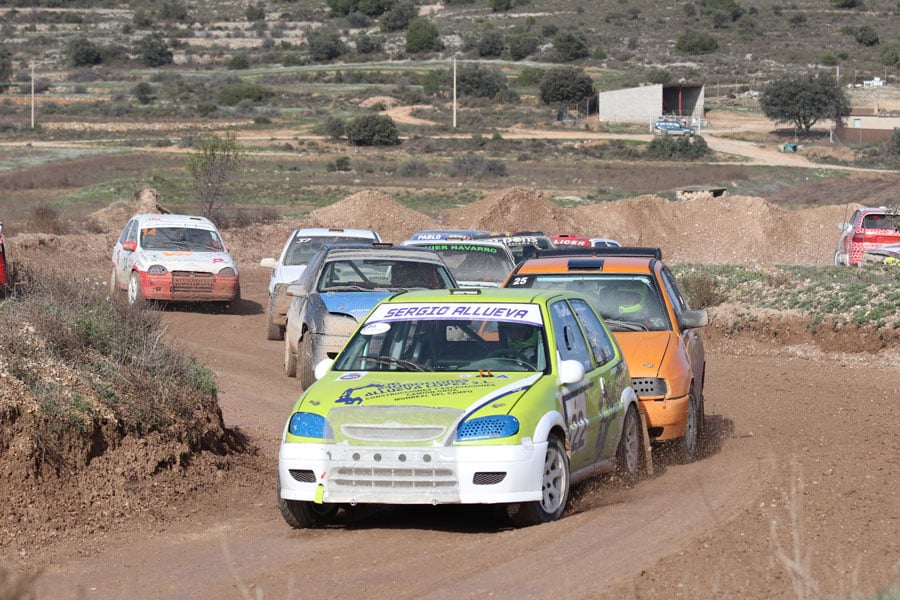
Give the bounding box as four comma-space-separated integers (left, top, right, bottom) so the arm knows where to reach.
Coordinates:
299, 334, 316, 390
127, 272, 145, 306
277, 475, 337, 529
284, 333, 297, 377
616, 404, 645, 483
507, 435, 569, 527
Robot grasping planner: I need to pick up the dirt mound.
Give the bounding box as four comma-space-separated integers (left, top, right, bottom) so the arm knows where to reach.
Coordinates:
87, 187, 166, 234
443, 186, 579, 234
305, 190, 435, 243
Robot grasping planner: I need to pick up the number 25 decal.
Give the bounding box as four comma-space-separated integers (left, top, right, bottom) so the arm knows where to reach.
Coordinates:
510, 277, 528, 287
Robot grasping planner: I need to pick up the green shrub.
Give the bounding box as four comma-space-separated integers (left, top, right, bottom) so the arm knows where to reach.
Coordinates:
345, 113, 400, 146
135, 33, 173, 67
246, 1, 265, 21
217, 81, 273, 106
355, 33, 383, 54
66, 36, 102, 67
677, 271, 725, 307
457, 64, 511, 99
422, 69, 452, 95
380, 0, 417, 32
133, 82, 154, 104
675, 30, 719, 54
398, 159, 430, 177
553, 32, 590, 62
646, 134, 711, 160
881, 45, 899, 66
539, 67, 594, 105
854, 25, 879, 46
227, 53, 250, 70
307, 30, 346, 61
446, 153, 507, 177
477, 28, 505, 58
322, 116, 346, 139
406, 17, 442, 54
508, 34, 539, 61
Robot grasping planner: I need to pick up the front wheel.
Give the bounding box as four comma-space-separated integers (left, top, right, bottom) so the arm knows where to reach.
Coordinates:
616, 404, 645, 483
266, 295, 284, 341
675, 390, 699, 463
127, 272, 145, 306
109, 266, 118, 296
507, 435, 569, 526
277, 476, 337, 528
284, 333, 297, 377
299, 334, 316, 390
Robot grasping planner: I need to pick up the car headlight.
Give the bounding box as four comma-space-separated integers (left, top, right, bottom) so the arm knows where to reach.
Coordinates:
147, 264, 168, 275
217, 267, 236, 277
457, 415, 519, 441
288, 412, 334, 439
631, 377, 667, 398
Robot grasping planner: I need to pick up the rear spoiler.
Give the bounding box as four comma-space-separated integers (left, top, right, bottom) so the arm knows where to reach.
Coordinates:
534, 247, 662, 260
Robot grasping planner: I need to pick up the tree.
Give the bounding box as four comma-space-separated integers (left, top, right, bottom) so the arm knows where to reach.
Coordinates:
457, 64, 510, 98
345, 114, 400, 146
405, 17, 442, 54
135, 33, 173, 67
538, 66, 594, 105
553, 32, 589, 61
186, 133, 243, 219
0, 44, 13, 94
379, 0, 417, 32
675, 30, 718, 54
759, 72, 849, 135
67, 36, 103, 67
477, 28, 504, 58
853, 25, 879, 47
307, 30, 346, 61
246, 2, 266, 21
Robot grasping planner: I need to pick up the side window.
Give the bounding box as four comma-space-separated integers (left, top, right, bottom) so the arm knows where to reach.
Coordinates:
570, 299, 617, 366
660, 267, 687, 319
549, 300, 592, 371
119, 220, 136, 244
125, 220, 138, 244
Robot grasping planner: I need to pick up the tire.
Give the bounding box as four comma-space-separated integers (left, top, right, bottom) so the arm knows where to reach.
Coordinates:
109, 265, 118, 295
616, 404, 645, 483
675, 390, 699, 463
284, 333, 297, 377
507, 435, 569, 527
299, 333, 316, 390
834, 250, 843, 266
127, 271, 145, 306
276, 475, 337, 529
266, 296, 284, 341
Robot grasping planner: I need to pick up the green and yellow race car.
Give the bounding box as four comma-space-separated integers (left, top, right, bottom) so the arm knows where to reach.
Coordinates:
278, 287, 645, 528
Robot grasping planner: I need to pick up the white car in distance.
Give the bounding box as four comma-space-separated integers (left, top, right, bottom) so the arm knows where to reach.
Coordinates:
260, 228, 382, 340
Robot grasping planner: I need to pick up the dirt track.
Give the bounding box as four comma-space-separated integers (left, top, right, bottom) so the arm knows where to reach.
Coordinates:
23, 262, 899, 599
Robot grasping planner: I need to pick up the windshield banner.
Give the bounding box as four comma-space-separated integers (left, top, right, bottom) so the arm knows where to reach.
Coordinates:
369, 302, 543, 326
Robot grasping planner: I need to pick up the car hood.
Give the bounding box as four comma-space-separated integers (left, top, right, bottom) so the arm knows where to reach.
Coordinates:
320, 291, 396, 321
298, 372, 542, 445
612, 331, 673, 377
137, 251, 237, 272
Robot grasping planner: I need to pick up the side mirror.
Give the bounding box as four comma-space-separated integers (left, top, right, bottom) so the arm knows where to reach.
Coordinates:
837, 222, 850, 231
260, 257, 277, 269
680, 308, 709, 329
285, 284, 306, 298
558, 359, 585, 386
122, 241, 136, 252
314, 358, 334, 381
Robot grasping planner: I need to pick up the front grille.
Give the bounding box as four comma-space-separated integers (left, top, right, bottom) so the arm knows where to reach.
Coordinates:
473, 472, 506, 485
289, 469, 316, 483
330, 465, 456, 489
171, 271, 214, 294
632, 377, 667, 397
341, 424, 447, 442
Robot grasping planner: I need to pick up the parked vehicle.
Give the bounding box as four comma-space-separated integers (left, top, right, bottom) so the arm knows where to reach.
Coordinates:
110, 214, 239, 307
260, 228, 382, 340
408, 229, 494, 241
861, 243, 900, 265
551, 234, 592, 247
402, 239, 516, 287
835, 207, 900, 266
486, 232, 556, 263
277, 288, 644, 529
654, 118, 694, 137
589, 238, 623, 248
504, 246, 708, 461
283, 243, 456, 389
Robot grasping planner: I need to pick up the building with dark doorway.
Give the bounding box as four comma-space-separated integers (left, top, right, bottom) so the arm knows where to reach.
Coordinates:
597, 83, 705, 125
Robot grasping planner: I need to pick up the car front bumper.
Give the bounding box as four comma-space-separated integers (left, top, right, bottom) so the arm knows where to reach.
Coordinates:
140, 272, 239, 302
279, 440, 547, 505
640, 394, 689, 441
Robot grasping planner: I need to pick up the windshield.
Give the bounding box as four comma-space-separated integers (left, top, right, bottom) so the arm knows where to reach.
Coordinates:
285, 235, 372, 266
423, 244, 512, 285
140, 227, 224, 252
317, 259, 454, 291
525, 274, 671, 332
334, 302, 548, 373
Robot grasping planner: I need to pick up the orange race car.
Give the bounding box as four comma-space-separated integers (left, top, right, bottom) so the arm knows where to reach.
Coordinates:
504, 247, 708, 461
